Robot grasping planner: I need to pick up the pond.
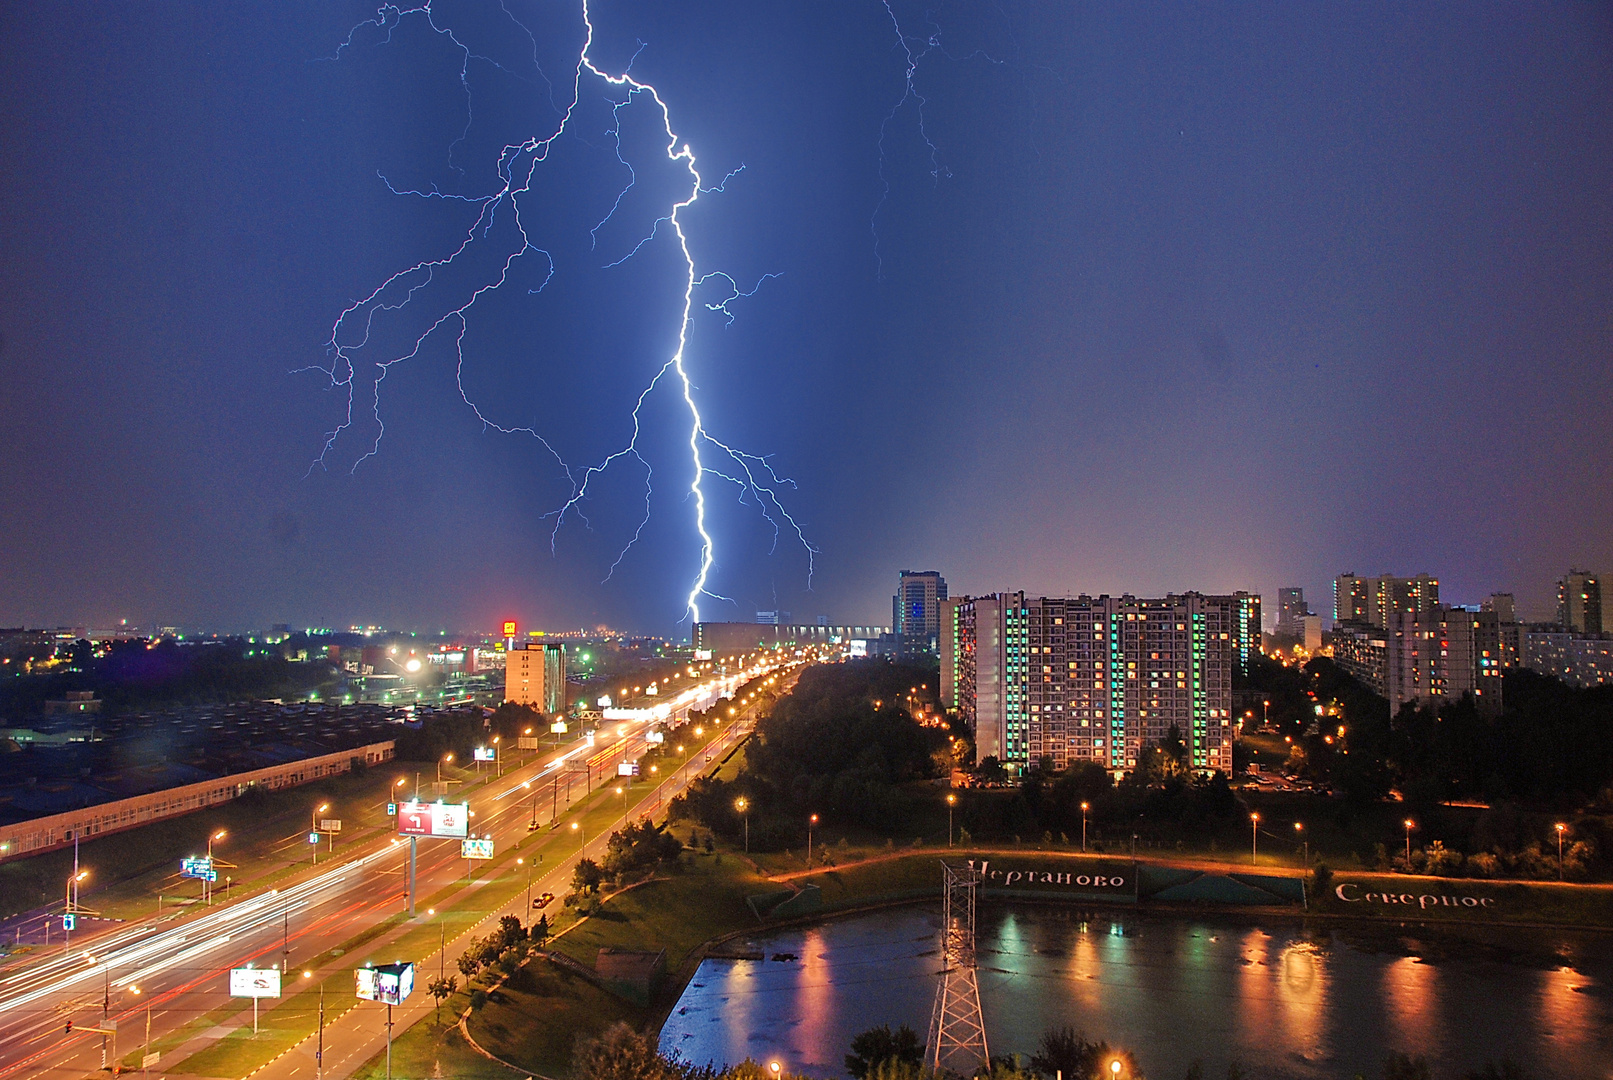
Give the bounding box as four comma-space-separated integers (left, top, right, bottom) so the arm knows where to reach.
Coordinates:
659, 905, 1613, 1080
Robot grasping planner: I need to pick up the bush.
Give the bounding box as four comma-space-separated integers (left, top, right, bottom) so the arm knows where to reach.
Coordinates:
468, 988, 488, 1011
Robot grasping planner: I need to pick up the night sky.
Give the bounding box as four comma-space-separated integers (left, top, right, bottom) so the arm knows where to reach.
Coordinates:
2, 2, 1610, 636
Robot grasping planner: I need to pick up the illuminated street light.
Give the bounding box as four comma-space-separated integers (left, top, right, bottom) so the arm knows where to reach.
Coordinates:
1294, 821, 1307, 866
1250, 812, 1260, 865
1556, 823, 1567, 880
1403, 819, 1415, 869
735, 797, 749, 854
1080, 802, 1090, 853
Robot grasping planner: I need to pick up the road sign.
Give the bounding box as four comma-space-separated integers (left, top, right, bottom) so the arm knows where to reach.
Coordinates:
473, 747, 495, 762
180, 856, 214, 878
143, 1053, 161, 1069
320, 819, 342, 833
396, 800, 470, 839
355, 962, 414, 1005
230, 967, 282, 998
460, 838, 495, 860
308, 832, 320, 844
62, 913, 75, 931
387, 802, 397, 816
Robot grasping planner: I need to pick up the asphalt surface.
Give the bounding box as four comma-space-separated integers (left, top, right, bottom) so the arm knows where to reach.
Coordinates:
0, 661, 795, 1080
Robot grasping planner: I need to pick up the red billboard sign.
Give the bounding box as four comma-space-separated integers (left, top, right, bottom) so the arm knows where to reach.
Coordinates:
396, 801, 470, 839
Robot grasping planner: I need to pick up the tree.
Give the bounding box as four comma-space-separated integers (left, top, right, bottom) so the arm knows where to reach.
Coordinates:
531, 913, 550, 947
426, 974, 457, 1020
1383, 1055, 1431, 1080
1027, 1028, 1133, 1080
456, 952, 481, 979
573, 857, 605, 894
575, 1021, 668, 1080
845, 1024, 924, 1080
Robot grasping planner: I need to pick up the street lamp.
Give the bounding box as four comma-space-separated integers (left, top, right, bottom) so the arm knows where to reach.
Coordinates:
439, 754, 453, 785
1250, 812, 1260, 866
1294, 822, 1307, 867
206, 830, 227, 904
651, 764, 662, 809
1555, 823, 1567, 880
572, 820, 584, 857
127, 983, 155, 1077
735, 797, 749, 853
312, 803, 330, 865
769, 1062, 782, 1079
616, 785, 627, 824
1403, 819, 1415, 869
946, 793, 957, 848
518, 857, 533, 912
807, 814, 818, 866
1110, 1061, 1123, 1078
1080, 802, 1090, 853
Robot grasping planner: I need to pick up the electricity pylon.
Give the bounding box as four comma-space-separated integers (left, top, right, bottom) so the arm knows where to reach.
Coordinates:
927, 862, 988, 1074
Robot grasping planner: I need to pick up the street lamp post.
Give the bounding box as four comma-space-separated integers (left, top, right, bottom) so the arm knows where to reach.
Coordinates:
518, 857, 533, 912
572, 820, 584, 858
1403, 819, 1415, 869
1555, 823, 1567, 880
735, 797, 749, 854
807, 814, 818, 867
1250, 812, 1260, 866
1080, 802, 1090, 853
312, 804, 330, 866
1294, 821, 1307, 867
652, 765, 662, 810
206, 830, 226, 904
946, 793, 957, 848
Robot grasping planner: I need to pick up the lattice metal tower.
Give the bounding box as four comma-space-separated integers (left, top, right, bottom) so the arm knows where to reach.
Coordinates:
927, 862, 989, 1074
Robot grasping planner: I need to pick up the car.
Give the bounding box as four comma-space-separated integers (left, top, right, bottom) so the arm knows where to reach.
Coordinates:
532, 891, 555, 909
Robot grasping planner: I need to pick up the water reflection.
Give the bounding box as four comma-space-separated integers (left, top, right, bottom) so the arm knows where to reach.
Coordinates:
660, 907, 1613, 1080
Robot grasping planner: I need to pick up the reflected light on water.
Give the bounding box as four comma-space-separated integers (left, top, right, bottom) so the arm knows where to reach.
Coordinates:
1381, 954, 1438, 1051
1276, 941, 1327, 1058
1069, 922, 1104, 1010
794, 928, 832, 1058
1236, 929, 1275, 1035
1537, 964, 1595, 1049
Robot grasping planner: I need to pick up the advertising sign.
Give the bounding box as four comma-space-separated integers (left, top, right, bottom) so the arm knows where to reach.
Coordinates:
549, 721, 567, 735
460, 838, 495, 860
617, 762, 639, 777
355, 962, 415, 1005
644, 730, 664, 744
516, 736, 540, 750
502, 621, 518, 638
396, 801, 470, 839
320, 820, 342, 833
473, 747, 495, 762
229, 968, 282, 998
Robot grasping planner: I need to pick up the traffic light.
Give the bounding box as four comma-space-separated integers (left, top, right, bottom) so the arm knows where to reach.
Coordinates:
64, 1020, 72, 1034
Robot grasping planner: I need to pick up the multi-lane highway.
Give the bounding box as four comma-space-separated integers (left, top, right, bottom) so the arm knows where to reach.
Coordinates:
0, 658, 804, 1080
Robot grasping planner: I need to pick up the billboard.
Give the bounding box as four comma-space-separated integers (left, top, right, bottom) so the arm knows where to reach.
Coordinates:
320, 819, 342, 833
617, 762, 639, 777
644, 730, 664, 744
230, 968, 282, 998
473, 747, 496, 762
460, 838, 495, 860
550, 721, 567, 734
516, 736, 540, 749
356, 962, 414, 1005
502, 621, 517, 638
180, 857, 214, 879
396, 801, 470, 839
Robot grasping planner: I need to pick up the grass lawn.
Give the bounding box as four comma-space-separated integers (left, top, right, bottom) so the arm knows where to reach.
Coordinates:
466, 958, 648, 1078
349, 1011, 519, 1080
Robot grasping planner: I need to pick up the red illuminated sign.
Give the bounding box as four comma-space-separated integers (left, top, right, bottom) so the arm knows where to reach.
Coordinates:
502, 620, 518, 637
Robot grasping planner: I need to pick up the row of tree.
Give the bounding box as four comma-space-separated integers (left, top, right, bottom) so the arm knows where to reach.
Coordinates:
572, 1021, 1536, 1080
669, 660, 950, 851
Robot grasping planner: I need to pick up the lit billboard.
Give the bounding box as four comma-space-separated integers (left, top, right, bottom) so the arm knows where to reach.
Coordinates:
473, 747, 496, 762
229, 968, 282, 999
502, 621, 518, 638
461, 838, 495, 860
355, 962, 414, 1005
396, 801, 470, 839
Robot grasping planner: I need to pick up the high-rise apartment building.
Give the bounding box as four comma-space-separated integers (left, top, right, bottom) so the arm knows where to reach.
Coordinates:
1557, 571, 1602, 634
505, 642, 566, 714
1334, 607, 1501, 714
1276, 588, 1309, 634
1333, 573, 1440, 628
943, 592, 1258, 776
893, 570, 948, 656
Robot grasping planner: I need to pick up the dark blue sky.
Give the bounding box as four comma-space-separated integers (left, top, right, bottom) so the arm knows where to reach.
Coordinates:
2, 2, 1610, 635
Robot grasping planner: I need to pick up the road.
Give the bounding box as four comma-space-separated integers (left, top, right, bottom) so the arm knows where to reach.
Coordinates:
0, 659, 799, 1080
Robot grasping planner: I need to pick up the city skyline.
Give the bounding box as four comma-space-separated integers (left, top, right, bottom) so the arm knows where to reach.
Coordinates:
2, 3, 1610, 636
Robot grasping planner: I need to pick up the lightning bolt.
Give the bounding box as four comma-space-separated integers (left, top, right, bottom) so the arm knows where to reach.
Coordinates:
307, 1, 815, 625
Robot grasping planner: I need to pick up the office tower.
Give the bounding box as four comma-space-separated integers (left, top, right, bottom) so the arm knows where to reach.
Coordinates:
893, 570, 948, 656
1276, 588, 1310, 637
1333, 573, 1440, 628
505, 642, 566, 714
755, 610, 789, 625
946, 592, 1251, 775
1557, 571, 1602, 634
